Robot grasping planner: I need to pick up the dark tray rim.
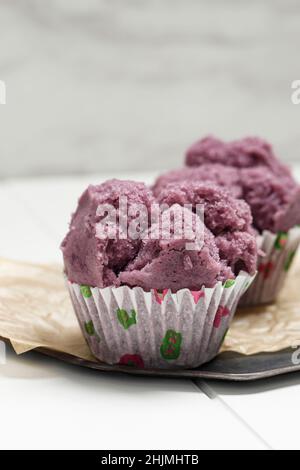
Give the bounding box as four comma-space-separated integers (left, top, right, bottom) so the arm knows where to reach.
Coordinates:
2, 336, 300, 382
38, 346, 300, 382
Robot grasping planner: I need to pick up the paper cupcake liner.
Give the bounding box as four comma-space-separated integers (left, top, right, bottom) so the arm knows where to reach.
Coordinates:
67, 272, 254, 370
240, 226, 300, 307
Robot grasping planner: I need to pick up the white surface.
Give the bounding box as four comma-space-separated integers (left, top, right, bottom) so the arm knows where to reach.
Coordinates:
1, 172, 300, 449
1, 0, 300, 178
200, 376, 300, 451
0, 348, 266, 450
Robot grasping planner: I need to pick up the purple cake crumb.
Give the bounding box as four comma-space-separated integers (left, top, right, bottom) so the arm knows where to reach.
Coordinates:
240, 167, 300, 233
215, 231, 258, 277
157, 181, 252, 235
61, 179, 154, 288
153, 164, 243, 199
185, 135, 292, 177
119, 204, 227, 291
62, 179, 257, 291
154, 136, 300, 233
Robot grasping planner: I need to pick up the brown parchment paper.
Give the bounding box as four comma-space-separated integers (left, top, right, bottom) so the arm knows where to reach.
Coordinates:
0, 256, 300, 361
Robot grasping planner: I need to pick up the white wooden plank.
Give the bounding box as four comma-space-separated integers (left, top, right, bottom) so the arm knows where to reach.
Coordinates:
0, 183, 58, 263
197, 375, 300, 450
0, 346, 266, 450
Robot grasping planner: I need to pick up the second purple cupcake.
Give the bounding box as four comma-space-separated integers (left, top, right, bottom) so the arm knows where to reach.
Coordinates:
154, 136, 300, 306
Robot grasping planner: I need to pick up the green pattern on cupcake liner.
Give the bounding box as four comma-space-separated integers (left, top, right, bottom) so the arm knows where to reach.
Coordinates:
284, 250, 296, 272
80, 285, 92, 298
117, 308, 137, 330
274, 232, 288, 251
160, 330, 182, 361
84, 320, 100, 342
224, 279, 235, 289
84, 320, 95, 336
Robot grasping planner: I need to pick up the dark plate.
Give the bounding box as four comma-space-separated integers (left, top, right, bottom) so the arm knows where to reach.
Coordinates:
2, 335, 298, 381
37, 347, 300, 382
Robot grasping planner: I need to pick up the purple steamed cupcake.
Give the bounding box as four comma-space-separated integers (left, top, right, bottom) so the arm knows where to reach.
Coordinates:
181, 135, 300, 305
62, 178, 257, 369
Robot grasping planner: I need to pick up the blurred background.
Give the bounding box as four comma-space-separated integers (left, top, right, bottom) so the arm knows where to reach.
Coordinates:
0, 0, 299, 179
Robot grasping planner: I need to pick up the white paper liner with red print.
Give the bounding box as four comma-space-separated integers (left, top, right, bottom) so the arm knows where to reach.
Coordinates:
67, 271, 254, 370
240, 226, 300, 307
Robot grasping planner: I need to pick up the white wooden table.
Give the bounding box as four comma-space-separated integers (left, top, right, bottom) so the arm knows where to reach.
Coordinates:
0, 171, 299, 450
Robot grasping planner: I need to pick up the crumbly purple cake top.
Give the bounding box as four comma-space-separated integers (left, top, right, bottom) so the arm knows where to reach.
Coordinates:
156, 181, 252, 235
62, 179, 257, 291
153, 136, 300, 233
153, 164, 243, 199
185, 135, 292, 177
61, 180, 154, 289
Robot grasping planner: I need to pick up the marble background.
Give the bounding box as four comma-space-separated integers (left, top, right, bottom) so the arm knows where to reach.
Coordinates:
0, 0, 300, 179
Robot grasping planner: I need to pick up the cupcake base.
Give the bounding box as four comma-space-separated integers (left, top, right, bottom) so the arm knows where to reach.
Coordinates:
67, 272, 254, 370
240, 226, 300, 307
